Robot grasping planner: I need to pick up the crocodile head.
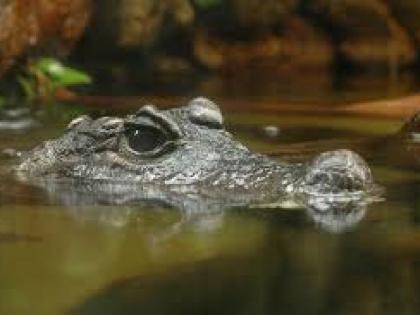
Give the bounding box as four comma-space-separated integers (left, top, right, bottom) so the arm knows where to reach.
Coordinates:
15, 97, 379, 215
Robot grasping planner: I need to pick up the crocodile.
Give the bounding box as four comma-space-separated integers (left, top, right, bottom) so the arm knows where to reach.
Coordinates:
14, 97, 379, 217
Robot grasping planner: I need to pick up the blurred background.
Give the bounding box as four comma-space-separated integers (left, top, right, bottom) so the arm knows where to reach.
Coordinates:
2, 0, 420, 104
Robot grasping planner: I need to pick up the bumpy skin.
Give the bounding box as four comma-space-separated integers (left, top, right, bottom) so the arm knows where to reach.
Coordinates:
15, 97, 376, 213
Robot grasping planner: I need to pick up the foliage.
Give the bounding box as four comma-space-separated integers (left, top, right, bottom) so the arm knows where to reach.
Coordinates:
35, 58, 91, 87
193, 0, 222, 9
18, 58, 92, 103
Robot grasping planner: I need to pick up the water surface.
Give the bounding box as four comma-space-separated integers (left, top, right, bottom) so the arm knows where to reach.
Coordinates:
1, 78, 420, 314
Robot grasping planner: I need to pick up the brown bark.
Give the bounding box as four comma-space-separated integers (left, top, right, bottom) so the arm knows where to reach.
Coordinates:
0, 0, 91, 74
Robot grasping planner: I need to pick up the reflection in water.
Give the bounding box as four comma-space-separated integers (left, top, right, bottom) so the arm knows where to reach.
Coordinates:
17, 175, 375, 235
305, 198, 367, 233
0, 202, 268, 315
68, 190, 420, 315
0, 107, 39, 131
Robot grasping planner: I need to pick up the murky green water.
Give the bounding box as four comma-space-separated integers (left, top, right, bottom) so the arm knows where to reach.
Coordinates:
1, 92, 420, 314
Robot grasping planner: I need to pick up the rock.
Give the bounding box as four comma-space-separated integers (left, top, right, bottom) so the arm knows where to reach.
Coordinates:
151, 55, 193, 74
88, 0, 194, 49
305, 0, 416, 67
193, 16, 333, 70
387, 1, 420, 49
231, 0, 298, 28
0, 0, 91, 74
3, 0, 419, 75
79, 0, 420, 71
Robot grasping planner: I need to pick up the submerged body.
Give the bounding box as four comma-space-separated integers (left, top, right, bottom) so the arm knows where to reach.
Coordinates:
15, 97, 378, 220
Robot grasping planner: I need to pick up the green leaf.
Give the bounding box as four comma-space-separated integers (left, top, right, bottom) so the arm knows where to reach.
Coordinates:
34, 58, 92, 87
0, 96, 5, 108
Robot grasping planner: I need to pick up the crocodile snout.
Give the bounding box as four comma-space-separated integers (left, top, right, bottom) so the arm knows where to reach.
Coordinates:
301, 149, 375, 196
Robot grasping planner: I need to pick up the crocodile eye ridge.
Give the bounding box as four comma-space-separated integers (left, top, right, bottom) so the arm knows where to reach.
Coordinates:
188, 97, 223, 129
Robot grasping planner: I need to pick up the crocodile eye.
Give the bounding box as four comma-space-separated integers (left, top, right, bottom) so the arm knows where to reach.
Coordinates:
126, 126, 168, 154
122, 105, 182, 158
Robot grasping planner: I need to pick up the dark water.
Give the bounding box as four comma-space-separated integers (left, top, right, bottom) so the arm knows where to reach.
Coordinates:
1, 82, 420, 314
